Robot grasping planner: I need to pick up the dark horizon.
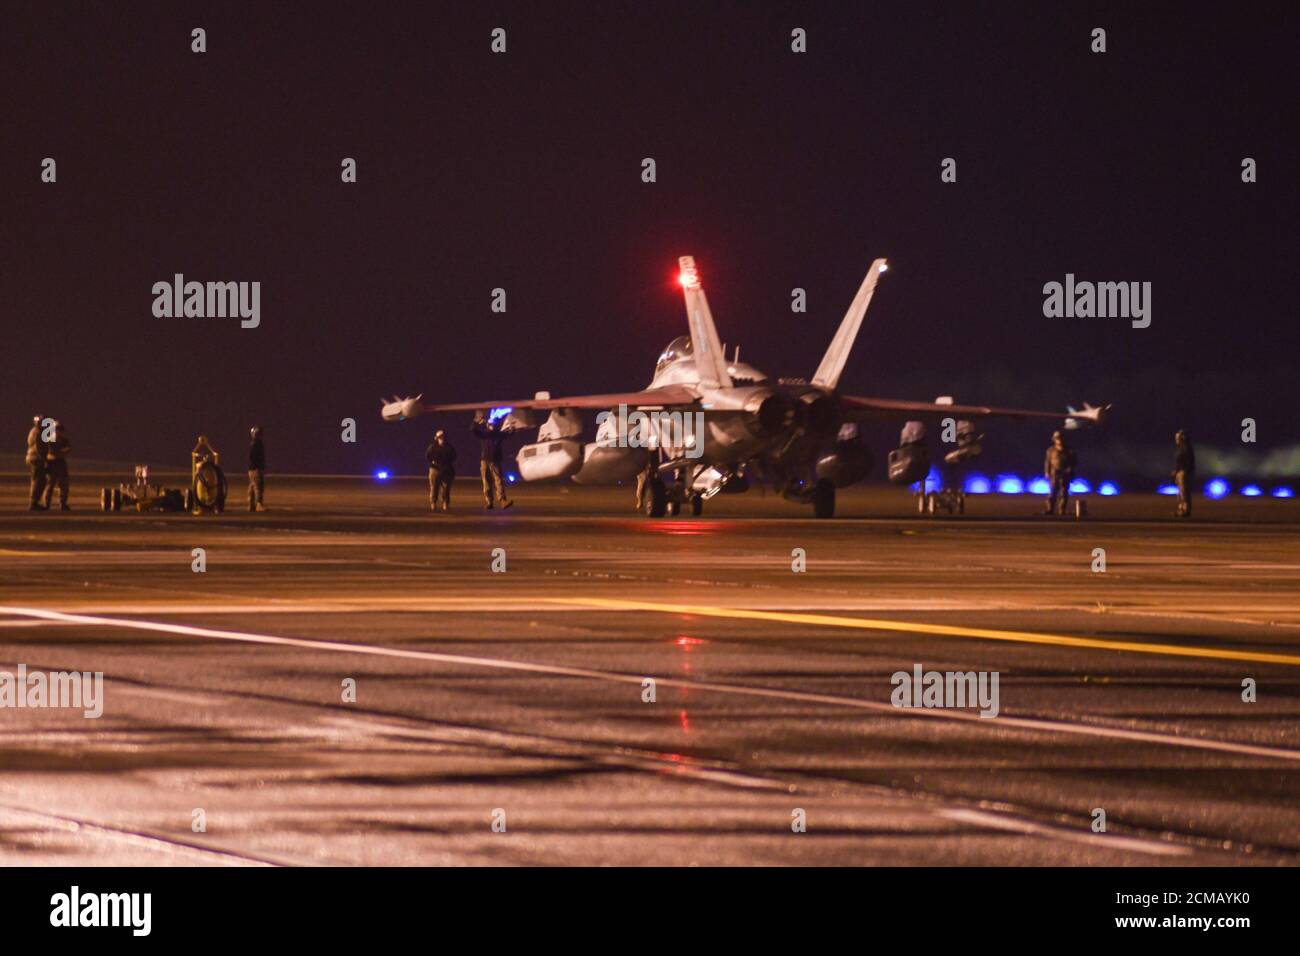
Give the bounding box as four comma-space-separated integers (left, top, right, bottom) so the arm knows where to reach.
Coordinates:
4, 2, 1296, 483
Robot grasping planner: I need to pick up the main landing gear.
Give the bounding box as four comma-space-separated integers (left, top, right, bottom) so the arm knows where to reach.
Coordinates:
812, 478, 835, 519
779, 475, 837, 518
917, 487, 965, 516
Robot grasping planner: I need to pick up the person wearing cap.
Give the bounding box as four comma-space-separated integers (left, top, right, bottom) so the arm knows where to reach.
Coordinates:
1043, 429, 1076, 516
248, 425, 267, 512
41, 421, 72, 511
1173, 429, 1196, 517
426, 428, 457, 511
25, 415, 48, 511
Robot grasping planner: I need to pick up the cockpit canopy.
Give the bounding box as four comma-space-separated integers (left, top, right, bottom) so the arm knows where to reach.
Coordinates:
654, 335, 767, 385
655, 336, 694, 374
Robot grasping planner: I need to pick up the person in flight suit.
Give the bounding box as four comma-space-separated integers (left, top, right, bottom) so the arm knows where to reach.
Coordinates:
25, 416, 48, 511
426, 428, 457, 512
41, 421, 72, 511
472, 413, 513, 510
1173, 429, 1196, 517
248, 426, 267, 512
1043, 430, 1076, 516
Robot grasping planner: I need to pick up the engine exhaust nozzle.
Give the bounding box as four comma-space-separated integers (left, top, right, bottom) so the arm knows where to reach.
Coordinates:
747, 391, 802, 434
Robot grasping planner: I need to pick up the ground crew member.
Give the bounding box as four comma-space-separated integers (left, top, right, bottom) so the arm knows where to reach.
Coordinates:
26, 415, 48, 511
248, 426, 266, 512
1043, 430, 1076, 516
426, 428, 456, 511
41, 421, 71, 511
472, 414, 513, 510
634, 457, 655, 512
1173, 429, 1196, 517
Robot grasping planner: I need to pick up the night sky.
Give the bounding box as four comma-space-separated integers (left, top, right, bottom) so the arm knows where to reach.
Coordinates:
4, 2, 1296, 481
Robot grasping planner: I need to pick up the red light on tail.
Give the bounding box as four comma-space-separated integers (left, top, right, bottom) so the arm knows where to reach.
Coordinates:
678, 258, 700, 289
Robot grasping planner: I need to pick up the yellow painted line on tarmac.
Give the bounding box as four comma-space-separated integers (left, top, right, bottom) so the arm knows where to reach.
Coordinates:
546, 597, 1300, 667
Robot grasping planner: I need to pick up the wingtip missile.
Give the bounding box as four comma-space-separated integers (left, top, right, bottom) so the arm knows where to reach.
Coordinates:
381, 394, 424, 422
1064, 402, 1112, 429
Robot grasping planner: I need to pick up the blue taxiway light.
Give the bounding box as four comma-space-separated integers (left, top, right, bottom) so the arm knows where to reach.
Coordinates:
1241, 484, 1263, 497
506, 472, 519, 484
995, 474, 1025, 495
964, 474, 992, 495
1027, 477, 1051, 495
910, 466, 942, 493
1204, 478, 1230, 499
1068, 478, 1092, 494
1156, 483, 1178, 495
1272, 486, 1295, 499
374, 470, 390, 480
1098, 481, 1120, 496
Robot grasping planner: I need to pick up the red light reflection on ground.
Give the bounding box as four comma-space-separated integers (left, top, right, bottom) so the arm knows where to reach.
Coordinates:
627, 520, 724, 535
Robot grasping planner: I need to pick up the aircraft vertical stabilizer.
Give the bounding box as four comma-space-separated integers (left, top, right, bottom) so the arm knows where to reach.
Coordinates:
678, 256, 733, 389
811, 258, 888, 389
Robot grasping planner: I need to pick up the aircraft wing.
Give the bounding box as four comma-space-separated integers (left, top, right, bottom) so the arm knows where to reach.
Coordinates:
382, 385, 699, 421
839, 395, 1108, 427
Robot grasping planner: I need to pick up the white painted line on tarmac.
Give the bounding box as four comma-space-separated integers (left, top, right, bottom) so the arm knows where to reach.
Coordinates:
937, 808, 1191, 857
2, 605, 1298, 765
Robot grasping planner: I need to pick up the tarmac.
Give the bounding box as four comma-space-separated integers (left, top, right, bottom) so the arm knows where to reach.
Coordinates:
0, 473, 1297, 865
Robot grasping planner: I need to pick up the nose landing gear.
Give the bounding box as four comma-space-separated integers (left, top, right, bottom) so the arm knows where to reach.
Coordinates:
643, 468, 709, 519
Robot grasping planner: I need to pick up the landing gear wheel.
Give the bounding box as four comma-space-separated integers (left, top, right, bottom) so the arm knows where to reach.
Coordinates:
957, 492, 966, 515
917, 492, 928, 515
666, 499, 680, 517
111, 488, 122, 512
690, 493, 703, 516
100, 488, 111, 512
812, 478, 835, 519
644, 478, 667, 518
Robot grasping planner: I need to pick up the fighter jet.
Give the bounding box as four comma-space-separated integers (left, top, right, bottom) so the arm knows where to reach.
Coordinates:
382, 256, 1107, 518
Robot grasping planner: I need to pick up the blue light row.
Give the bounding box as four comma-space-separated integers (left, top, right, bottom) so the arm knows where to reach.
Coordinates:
370, 466, 1298, 499
958, 474, 1297, 498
